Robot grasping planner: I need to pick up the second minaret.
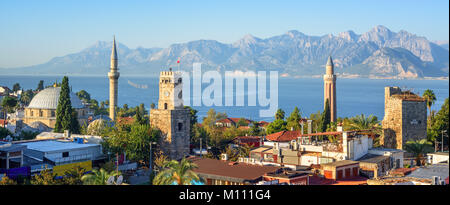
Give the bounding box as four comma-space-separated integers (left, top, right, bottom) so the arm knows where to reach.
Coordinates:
108, 36, 120, 121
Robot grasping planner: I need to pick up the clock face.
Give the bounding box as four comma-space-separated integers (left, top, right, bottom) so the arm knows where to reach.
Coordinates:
164, 91, 170, 97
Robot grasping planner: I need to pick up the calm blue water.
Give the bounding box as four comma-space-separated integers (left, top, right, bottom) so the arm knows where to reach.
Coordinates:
0, 75, 448, 122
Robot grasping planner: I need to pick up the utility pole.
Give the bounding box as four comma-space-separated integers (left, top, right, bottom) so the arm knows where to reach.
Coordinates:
200, 138, 202, 157
442, 130, 447, 152
116, 153, 119, 176
149, 142, 156, 173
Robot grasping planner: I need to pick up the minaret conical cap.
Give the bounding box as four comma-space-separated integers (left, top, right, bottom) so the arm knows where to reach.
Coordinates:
326, 56, 333, 67
111, 36, 118, 60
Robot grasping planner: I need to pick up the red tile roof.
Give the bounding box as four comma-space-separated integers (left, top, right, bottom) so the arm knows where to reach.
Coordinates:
266, 130, 302, 142
190, 157, 281, 182
309, 176, 368, 185
216, 118, 252, 124
266, 130, 343, 142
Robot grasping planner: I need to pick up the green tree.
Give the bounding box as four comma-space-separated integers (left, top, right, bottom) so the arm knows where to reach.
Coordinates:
275, 108, 285, 120
266, 119, 287, 134
54, 76, 76, 133
428, 98, 449, 147
346, 114, 380, 131
0, 176, 17, 185
31, 168, 60, 185
19, 89, 34, 106
153, 158, 203, 185
286, 107, 301, 131
249, 122, 262, 136
237, 118, 249, 127
1, 96, 18, 121
0, 127, 12, 138
62, 166, 86, 185
81, 168, 120, 185
12, 83, 21, 92
319, 99, 331, 132
76, 90, 91, 103
423, 89, 437, 126
405, 139, 434, 166
36, 80, 44, 91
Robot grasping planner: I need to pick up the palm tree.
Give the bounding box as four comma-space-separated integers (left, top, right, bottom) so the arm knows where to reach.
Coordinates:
422, 89, 436, 126
346, 114, 382, 146
346, 114, 380, 131
404, 139, 434, 166
81, 168, 120, 185
153, 158, 203, 185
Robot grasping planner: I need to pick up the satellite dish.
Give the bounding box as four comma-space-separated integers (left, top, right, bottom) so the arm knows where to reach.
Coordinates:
116, 175, 123, 185
106, 176, 115, 185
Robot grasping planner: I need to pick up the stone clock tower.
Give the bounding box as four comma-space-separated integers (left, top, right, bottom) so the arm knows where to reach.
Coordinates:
150, 69, 190, 160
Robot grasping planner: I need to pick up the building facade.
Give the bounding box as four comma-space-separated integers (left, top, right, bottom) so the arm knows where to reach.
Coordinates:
381, 87, 427, 149
323, 56, 337, 122
150, 70, 190, 160
108, 37, 120, 121
23, 87, 89, 128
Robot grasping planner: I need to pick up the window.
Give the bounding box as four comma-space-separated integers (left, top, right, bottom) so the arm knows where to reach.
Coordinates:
178, 123, 183, 131
178, 78, 182, 83
39, 110, 43, 117
30, 110, 33, 116
62, 152, 69, 158
51, 111, 55, 117
164, 103, 168, 110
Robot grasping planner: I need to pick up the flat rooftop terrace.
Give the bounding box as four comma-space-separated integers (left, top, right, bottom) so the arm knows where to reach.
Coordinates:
18, 140, 99, 153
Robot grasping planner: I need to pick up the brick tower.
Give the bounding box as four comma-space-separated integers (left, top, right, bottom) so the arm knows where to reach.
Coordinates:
323, 56, 337, 122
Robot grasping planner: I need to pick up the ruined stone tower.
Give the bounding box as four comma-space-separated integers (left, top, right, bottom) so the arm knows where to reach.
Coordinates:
323, 56, 337, 122
150, 70, 190, 160
108, 36, 120, 121
381, 87, 427, 149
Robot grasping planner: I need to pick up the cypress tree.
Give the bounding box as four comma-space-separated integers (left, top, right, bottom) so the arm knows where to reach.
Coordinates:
54, 76, 74, 133
287, 107, 301, 131
320, 99, 331, 132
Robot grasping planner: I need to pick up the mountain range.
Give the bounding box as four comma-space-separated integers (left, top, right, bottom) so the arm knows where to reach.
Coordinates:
1, 25, 448, 79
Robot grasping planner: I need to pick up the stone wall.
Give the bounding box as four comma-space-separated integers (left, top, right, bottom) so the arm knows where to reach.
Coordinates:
150, 108, 190, 160
381, 87, 427, 149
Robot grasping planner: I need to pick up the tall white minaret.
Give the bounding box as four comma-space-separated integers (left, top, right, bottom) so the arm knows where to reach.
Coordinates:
108, 36, 120, 121
323, 56, 337, 122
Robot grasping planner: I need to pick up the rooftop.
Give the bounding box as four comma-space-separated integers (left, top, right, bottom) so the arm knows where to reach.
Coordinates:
321, 160, 359, 168
17, 140, 100, 153
0, 142, 27, 152
407, 164, 449, 180
428, 152, 449, 156
266, 130, 343, 142
27, 87, 84, 109
358, 154, 390, 164
190, 157, 280, 183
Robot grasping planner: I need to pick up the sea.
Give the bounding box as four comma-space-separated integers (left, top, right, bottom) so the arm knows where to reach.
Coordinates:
0, 75, 448, 122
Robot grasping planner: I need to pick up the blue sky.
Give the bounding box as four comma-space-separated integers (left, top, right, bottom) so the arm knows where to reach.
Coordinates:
0, 0, 448, 68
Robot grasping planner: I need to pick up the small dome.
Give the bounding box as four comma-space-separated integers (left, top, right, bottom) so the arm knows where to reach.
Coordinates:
27, 87, 84, 109
87, 119, 113, 135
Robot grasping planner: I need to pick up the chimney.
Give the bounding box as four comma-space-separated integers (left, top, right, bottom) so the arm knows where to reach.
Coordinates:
64, 130, 71, 138
221, 153, 228, 161
307, 120, 312, 134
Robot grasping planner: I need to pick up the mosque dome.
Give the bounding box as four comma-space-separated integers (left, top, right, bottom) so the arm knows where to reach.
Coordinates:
27, 87, 84, 109
87, 118, 113, 135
